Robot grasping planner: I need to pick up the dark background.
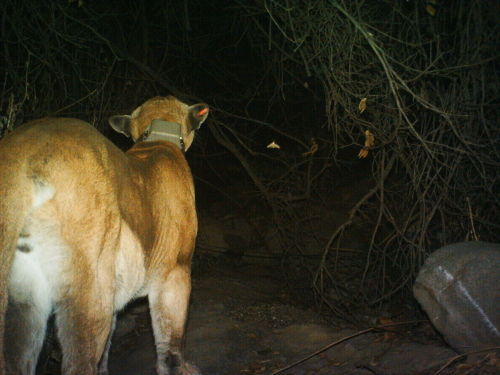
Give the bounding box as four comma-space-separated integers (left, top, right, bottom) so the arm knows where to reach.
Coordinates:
1, 0, 498, 318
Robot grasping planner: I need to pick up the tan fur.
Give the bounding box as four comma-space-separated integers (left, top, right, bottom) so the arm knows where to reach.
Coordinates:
0, 96, 208, 375
128, 96, 197, 147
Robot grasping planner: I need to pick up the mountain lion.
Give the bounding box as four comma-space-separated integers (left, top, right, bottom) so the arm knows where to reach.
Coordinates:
0, 96, 208, 375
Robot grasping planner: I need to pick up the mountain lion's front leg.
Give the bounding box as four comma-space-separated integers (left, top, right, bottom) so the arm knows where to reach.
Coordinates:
149, 266, 200, 375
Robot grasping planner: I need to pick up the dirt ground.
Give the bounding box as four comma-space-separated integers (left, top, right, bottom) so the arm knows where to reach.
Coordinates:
37, 258, 500, 375
102, 258, 497, 375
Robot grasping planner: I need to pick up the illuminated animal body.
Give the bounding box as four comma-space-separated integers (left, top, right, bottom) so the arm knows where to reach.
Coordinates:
0, 96, 208, 375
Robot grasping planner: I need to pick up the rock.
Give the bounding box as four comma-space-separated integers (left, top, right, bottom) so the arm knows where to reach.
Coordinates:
414, 241, 500, 352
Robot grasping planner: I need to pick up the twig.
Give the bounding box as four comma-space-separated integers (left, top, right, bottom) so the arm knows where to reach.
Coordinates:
270, 320, 426, 375
466, 197, 479, 241
433, 347, 500, 375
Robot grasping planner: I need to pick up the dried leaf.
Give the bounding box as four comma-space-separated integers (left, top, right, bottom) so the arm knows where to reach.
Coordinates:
266, 141, 280, 149
426, 5, 436, 16
358, 148, 369, 159
489, 353, 500, 367
359, 97, 367, 113
364, 130, 375, 148
358, 130, 374, 159
378, 317, 398, 341
302, 138, 318, 157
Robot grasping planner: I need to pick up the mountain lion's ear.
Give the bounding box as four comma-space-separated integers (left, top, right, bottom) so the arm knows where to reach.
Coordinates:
187, 103, 209, 131
109, 115, 133, 138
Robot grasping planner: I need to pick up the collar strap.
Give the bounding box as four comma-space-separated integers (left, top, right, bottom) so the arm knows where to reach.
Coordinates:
139, 119, 185, 151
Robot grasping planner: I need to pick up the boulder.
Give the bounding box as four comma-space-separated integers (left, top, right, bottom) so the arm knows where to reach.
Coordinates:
414, 241, 500, 352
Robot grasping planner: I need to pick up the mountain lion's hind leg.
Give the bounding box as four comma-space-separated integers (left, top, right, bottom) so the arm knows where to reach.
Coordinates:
55, 279, 114, 375
5, 292, 51, 375
5, 250, 52, 375
149, 266, 200, 375
97, 314, 116, 375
